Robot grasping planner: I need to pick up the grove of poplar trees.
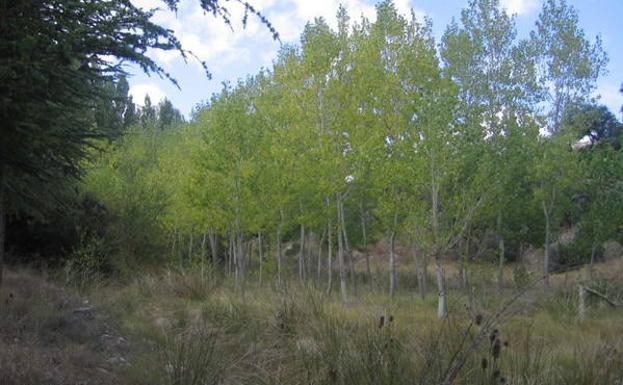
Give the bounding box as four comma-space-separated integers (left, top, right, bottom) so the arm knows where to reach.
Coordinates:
81, 0, 622, 317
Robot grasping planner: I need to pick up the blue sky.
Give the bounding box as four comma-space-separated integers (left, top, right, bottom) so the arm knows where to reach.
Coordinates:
127, 0, 623, 120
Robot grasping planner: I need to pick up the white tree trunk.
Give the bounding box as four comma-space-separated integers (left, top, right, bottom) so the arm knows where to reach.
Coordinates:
277, 228, 283, 288
360, 200, 372, 289
326, 218, 333, 295
340, 200, 356, 294
236, 230, 246, 294
435, 254, 448, 319
298, 223, 305, 282
258, 233, 263, 285
336, 193, 348, 303
542, 200, 551, 288
389, 230, 397, 297
317, 229, 325, 286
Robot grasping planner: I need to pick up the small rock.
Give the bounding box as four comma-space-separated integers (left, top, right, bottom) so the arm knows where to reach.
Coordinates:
107, 356, 128, 366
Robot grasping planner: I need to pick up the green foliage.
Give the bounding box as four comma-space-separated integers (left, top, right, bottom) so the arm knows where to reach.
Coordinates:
0, 0, 190, 215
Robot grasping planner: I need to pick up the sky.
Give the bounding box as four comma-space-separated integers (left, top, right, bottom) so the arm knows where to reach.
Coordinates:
127, 0, 623, 120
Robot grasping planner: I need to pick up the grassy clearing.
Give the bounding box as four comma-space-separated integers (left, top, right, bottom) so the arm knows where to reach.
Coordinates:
91, 260, 623, 385
1, 260, 622, 384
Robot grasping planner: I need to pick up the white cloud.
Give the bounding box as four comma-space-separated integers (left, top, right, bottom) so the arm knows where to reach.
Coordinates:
394, 0, 426, 21
500, 0, 540, 16
129, 84, 167, 105
132, 0, 427, 70
131, 0, 164, 10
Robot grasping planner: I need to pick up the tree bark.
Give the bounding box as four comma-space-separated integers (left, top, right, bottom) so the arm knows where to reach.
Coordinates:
389, 230, 397, 297
326, 217, 333, 295
298, 223, 305, 282
542, 200, 550, 288
316, 229, 326, 287
336, 192, 348, 303
435, 253, 447, 319
227, 232, 233, 276
258, 233, 263, 285
201, 232, 208, 280
188, 232, 194, 265
230, 232, 237, 283
201, 231, 207, 271
360, 199, 372, 288
236, 230, 246, 294
340, 199, 356, 295
431, 166, 446, 318
277, 228, 283, 288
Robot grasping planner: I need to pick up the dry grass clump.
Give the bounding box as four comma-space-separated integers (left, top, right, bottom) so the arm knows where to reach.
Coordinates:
0, 269, 131, 385
3, 262, 623, 385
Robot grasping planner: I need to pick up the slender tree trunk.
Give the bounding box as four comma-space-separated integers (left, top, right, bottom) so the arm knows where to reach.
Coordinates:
258, 233, 263, 285
360, 200, 371, 289
336, 193, 348, 303
200, 231, 207, 279
236, 230, 245, 294
277, 228, 283, 288
340, 200, 356, 295
299, 223, 305, 282
497, 212, 505, 293
171, 227, 177, 258
542, 200, 551, 288
431, 167, 446, 318
201, 231, 207, 266
326, 218, 333, 295
227, 232, 233, 277
230, 232, 237, 283
435, 252, 447, 319
421, 254, 429, 297
188, 232, 194, 265
317, 229, 326, 287
307, 230, 314, 279
389, 230, 397, 297
0, 170, 5, 288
